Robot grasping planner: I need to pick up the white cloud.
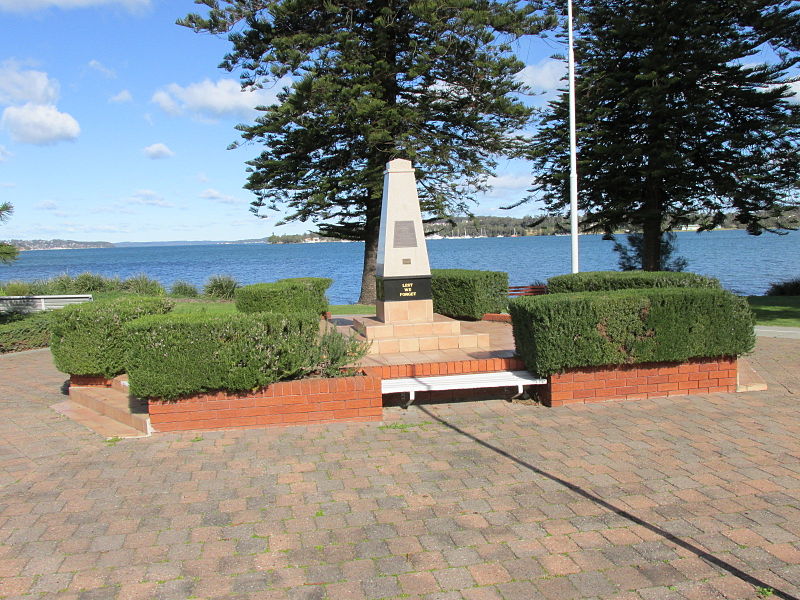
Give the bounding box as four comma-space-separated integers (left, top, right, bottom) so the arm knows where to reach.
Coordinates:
2, 103, 80, 144
88, 59, 115, 78
36, 200, 59, 210
0, 60, 59, 105
200, 188, 242, 205
152, 78, 286, 119
516, 59, 566, 92
128, 189, 173, 207
486, 174, 531, 189
787, 80, 800, 104
109, 89, 132, 103
0, 0, 150, 13
0, 60, 80, 145
142, 142, 174, 159
0, 145, 11, 162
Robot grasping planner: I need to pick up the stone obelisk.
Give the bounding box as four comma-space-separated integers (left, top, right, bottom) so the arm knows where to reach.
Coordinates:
350, 159, 489, 354
374, 158, 434, 323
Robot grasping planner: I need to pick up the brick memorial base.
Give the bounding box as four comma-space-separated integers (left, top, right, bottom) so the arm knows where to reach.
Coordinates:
540, 356, 737, 407
147, 371, 382, 432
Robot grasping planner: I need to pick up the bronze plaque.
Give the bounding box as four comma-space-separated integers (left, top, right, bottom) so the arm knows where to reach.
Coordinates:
393, 221, 417, 248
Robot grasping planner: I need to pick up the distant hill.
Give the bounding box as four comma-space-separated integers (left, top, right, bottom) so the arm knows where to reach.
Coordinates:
11, 239, 114, 251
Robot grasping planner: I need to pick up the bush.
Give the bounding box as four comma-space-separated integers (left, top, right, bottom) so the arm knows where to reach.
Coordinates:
204, 274, 239, 300
73, 272, 124, 293
431, 269, 508, 320
236, 280, 328, 315
279, 277, 332, 313
0, 311, 54, 353
170, 280, 199, 298
2, 281, 32, 296
509, 288, 755, 376
125, 311, 326, 400
124, 274, 165, 296
547, 270, 720, 293
766, 277, 800, 296
50, 297, 174, 378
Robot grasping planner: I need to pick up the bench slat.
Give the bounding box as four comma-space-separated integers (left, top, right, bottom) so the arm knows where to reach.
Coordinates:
382, 370, 546, 407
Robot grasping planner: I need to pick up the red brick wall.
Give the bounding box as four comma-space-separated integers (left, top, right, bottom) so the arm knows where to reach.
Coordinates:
541, 357, 737, 407
375, 357, 523, 380
148, 372, 382, 432
70, 375, 112, 387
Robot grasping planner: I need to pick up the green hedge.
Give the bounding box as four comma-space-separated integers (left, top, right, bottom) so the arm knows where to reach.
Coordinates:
235, 278, 330, 315
509, 288, 754, 376
431, 269, 508, 320
547, 270, 721, 293
0, 311, 54, 353
124, 311, 320, 400
50, 297, 174, 378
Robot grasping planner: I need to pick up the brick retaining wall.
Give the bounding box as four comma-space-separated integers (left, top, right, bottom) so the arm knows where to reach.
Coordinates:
541, 356, 737, 407
148, 371, 382, 432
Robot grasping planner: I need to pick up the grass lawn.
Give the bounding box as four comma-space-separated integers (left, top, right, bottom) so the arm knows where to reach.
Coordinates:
330, 304, 375, 315
92, 294, 375, 316
747, 296, 800, 327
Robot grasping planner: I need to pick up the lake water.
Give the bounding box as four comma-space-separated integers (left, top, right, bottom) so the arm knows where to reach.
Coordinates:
2, 230, 798, 304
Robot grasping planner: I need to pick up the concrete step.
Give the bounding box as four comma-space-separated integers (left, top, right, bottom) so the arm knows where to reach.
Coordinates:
52, 401, 147, 439
68, 385, 150, 434
364, 332, 491, 354
352, 314, 462, 340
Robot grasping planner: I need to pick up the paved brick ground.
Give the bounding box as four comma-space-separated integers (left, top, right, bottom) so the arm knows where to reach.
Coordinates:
1, 339, 799, 600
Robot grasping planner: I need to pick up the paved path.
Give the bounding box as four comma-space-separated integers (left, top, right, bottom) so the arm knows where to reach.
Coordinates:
755, 326, 800, 340
1, 341, 799, 600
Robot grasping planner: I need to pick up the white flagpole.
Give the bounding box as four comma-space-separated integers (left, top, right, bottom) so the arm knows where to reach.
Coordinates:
567, 0, 580, 273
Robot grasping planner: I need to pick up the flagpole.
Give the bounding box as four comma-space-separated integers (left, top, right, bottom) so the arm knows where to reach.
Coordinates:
567, 0, 580, 273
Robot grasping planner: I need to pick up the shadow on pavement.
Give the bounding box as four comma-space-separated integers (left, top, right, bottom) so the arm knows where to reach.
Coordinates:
419, 405, 799, 600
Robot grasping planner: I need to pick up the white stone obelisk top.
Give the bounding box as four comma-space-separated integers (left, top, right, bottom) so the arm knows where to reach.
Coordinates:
376, 159, 431, 278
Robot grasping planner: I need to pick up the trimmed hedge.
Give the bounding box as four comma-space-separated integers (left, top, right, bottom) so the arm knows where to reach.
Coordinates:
124, 311, 320, 400
547, 270, 721, 293
236, 278, 330, 315
509, 288, 755, 376
431, 269, 508, 320
50, 297, 174, 378
0, 311, 54, 353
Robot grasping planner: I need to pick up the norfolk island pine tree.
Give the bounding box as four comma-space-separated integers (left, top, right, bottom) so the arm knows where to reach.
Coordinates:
527, 0, 800, 270
180, 0, 557, 303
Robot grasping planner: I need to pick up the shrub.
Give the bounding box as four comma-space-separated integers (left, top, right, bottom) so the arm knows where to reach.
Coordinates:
46, 274, 76, 294
509, 288, 755, 376
170, 280, 199, 298
72, 272, 123, 293
0, 311, 54, 353
236, 281, 327, 315
431, 269, 508, 320
2, 281, 32, 296
124, 274, 165, 296
204, 274, 239, 300
279, 277, 332, 313
124, 311, 322, 400
766, 277, 800, 296
50, 297, 174, 378
547, 270, 721, 293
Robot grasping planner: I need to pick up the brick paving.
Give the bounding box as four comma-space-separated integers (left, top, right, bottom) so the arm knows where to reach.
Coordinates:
1, 339, 799, 599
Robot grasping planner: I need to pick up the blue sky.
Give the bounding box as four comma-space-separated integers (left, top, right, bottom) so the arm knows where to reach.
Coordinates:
0, 0, 568, 243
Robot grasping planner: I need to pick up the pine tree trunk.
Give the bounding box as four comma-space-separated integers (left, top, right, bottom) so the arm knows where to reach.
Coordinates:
641, 183, 664, 271
358, 207, 381, 304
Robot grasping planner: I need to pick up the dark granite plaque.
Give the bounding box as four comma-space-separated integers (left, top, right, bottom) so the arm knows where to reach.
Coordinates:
393, 221, 417, 248
376, 276, 432, 301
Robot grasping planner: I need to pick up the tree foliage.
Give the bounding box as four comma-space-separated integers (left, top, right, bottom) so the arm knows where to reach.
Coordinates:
530, 0, 800, 270
180, 0, 556, 302
0, 203, 19, 265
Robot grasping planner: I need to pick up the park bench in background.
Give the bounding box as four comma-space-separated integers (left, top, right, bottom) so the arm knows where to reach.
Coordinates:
0, 294, 93, 313
508, 284, 547, 297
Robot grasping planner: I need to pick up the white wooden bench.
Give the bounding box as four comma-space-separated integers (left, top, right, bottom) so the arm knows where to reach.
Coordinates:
0, 294, 93, 313
382, 370, 547, 408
